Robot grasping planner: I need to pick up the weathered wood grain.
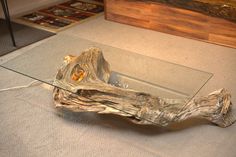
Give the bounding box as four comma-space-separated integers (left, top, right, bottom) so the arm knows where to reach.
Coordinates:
105, 0, 236, 48
53, 48, 236, 127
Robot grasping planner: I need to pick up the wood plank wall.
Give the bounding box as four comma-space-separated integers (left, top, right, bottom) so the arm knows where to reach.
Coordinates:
105, 0, 236, 48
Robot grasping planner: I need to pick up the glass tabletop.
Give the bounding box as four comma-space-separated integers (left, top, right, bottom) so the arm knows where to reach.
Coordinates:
0, 34, 213, 125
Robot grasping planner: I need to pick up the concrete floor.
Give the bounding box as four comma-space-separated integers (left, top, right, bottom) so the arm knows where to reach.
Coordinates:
0, 16, 236, 157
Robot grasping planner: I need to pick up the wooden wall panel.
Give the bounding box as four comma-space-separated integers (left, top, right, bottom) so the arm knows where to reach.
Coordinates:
105, 0, 236, 48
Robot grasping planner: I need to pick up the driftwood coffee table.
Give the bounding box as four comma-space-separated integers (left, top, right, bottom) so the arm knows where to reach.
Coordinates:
1, 34, 235, 128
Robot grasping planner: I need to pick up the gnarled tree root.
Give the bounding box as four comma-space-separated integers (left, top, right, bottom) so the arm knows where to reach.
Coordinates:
53, 47, 236, 127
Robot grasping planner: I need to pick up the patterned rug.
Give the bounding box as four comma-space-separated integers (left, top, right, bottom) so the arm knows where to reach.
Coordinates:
15, 0, 104, 33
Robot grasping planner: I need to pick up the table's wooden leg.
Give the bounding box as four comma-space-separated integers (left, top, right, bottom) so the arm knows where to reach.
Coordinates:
1, 0, 16, 47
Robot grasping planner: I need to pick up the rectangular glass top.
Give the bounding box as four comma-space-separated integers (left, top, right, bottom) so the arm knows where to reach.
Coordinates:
0, 34, 213, 124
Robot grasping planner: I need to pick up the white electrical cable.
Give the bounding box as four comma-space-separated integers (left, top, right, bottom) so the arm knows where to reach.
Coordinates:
0, 79, 53, 92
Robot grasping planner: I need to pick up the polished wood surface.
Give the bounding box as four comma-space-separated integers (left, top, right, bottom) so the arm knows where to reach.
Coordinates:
105, 0, 236, 48
147, 0, 236, 23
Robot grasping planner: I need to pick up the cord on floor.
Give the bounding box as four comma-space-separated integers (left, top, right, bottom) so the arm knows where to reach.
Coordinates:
0, 79, 53, 92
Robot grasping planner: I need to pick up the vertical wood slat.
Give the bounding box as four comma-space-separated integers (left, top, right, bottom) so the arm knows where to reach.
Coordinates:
105, 0, 236, 48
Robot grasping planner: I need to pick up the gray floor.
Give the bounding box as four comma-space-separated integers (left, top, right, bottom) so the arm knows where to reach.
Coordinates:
0, 16, 236, 157
0, 19, 54, 56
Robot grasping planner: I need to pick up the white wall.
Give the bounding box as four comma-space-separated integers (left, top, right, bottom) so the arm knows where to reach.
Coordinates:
0, 0, 64, 18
